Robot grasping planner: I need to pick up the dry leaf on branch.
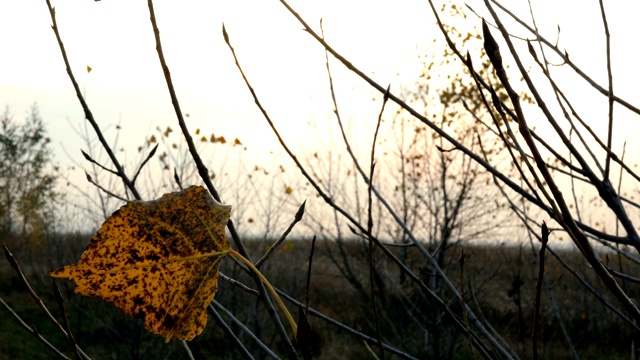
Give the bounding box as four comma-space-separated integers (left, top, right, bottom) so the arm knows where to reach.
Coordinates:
50, 185, 231, 341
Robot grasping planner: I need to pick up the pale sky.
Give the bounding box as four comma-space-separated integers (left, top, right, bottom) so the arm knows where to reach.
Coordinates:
2, 0, 639, 232
1, 0, 443, 202
1, 1, 433, 182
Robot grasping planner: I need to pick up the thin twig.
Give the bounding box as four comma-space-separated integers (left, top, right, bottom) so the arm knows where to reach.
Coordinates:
131, 143, 159, 186
532, 222, 549, 360
363, 340, 382, 360
489, 0, 640, 116
527, 43, 640, 184
366, 83, 389, 360
305, 235, 316, 312
543, 276, 580, 360
212, 301, 281, 360
467, 279, 519, 359
0, 297, 72, 360
3, 246, 91, 360
606, 267, 640, 285
180, 341, 195, 360
488, 84, 555, 209
219, 271, 260, 296
501, 195, 640, 332
53, 283, 81, 360
46, 0, 140, 200
598, 0, 614, 180
459, 251, 476, 359
80, 150, 119, 176
84, 172, 129, 202
466, 55, 544, 207
275, 290, 419, 360
207, 304, 254, 360
173, 167, 183, 190
527, 39, 604, 176
255, 200, 306, 268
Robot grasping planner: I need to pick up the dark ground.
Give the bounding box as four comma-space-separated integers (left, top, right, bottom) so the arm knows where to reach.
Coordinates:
1, 233, 638, 359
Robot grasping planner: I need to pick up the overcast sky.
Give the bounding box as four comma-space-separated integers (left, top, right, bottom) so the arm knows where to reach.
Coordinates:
2, 0, 639, 231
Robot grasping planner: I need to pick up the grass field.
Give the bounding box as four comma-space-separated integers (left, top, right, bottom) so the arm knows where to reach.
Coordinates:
1, 233, 638, 359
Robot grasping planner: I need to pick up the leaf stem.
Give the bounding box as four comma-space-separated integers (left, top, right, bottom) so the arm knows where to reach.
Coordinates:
228, 249, 298, 339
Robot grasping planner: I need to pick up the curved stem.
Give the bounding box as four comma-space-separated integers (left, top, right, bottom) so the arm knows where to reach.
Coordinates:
228, 249, 298, 339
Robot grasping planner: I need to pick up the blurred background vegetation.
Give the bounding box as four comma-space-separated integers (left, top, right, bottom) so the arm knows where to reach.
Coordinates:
3, 0, 640, 359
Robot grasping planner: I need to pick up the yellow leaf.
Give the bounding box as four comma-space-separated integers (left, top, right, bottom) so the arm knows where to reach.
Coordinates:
50, 186, 231, 342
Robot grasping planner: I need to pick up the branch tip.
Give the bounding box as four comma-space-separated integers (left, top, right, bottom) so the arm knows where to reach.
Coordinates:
149, 143, 159, 157
222, 24, 229, 44
482, 19, 502, 70
295, 200, 307, 221
3, 245, 18, 271
527, 41, 538, 61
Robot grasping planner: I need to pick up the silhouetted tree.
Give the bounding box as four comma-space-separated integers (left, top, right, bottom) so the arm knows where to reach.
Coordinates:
0, 104, 59, 245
